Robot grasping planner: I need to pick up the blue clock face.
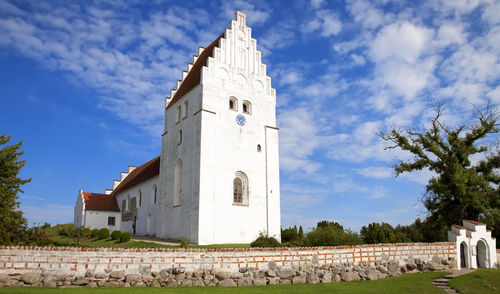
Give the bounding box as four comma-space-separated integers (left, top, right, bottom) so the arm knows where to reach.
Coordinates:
236, 114, 246, 126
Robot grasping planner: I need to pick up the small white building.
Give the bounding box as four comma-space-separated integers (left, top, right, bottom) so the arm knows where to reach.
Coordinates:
74, 11, 281, 245
448, 220, 497, 269
74, 191, 121, 232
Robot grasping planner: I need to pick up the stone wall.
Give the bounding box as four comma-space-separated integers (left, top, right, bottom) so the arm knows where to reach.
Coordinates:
0, 242, 455, 275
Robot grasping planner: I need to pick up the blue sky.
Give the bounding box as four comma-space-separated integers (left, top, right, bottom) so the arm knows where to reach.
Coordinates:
1, 0, 499, 232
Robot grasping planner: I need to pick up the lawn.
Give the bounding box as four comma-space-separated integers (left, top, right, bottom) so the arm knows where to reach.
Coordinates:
449, 269, 500, 294
44, 224, 250, 249
0, 272, 447, 294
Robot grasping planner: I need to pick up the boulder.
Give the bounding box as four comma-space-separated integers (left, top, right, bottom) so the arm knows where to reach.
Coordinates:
333, 274, 341, 282
387, 261, 400, 273
253, 278, 267, 286
172, 267, 185, 274
86, 282, 98, 288
84, 271, 94, 278
280, 278, 292, 284
321, 271, 332, 283
230, 272, 242, 279
277, 268, 295, 279
239, 267, 248, 273
0, 274, 8, 283
125, 274, 141, 283
193, 269, 203, 278
181, 279, 193, 287
255, 270, 266, 279
268, 261, 277, 270
406, 262, 417, 270
72, 278, 90, 286
217, 279, 237, 287
366, 270, 378, 281
427, 262, 445, 271
266, 270, 277, 277
341, 272, 361, 282
166, 279, 178, 287
139, 266, 152, 276
151, 280, 161, 287
21, 273, 40, 285
110, 271, 125, 280
103, 280, 120, 287
134, 281, 146, 287
95, 272, 108, 279
193, 279, 205, 287
237, 278, 252, 286
174, 273, 185, 281
267, 277, 280, 285
292, 276, 306, 284
215, 272, 230, 281
306, 273, 320, 284
158, 269, 170, 281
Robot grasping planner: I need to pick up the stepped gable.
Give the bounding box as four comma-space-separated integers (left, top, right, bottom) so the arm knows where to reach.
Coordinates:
83, 192, 120, 212
166, 33, 224, 109
110, 156, 160, 196
166, 11, 275, 110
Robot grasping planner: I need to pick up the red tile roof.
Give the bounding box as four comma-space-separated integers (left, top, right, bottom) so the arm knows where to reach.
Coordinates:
83, 192, 120, 212
110, 156, 160, 196
166, 33, 224, 109
464, 220, 486, 225
452, 224, 475, 232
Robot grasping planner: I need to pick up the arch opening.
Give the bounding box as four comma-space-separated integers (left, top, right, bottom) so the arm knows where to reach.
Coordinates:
476, 239, 489, 268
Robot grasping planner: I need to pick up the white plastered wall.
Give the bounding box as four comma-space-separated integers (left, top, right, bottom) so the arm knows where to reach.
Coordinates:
114, 176, 159, 235
448, 220, 497, 269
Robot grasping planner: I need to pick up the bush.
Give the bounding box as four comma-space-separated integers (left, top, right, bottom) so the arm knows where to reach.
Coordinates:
304, 221, 362, 247
178, 237, 189, 248
120, 232, 131, 243
111, 230, 122, 241
81, 227, 91, 238
251, 235, 281, 248
98, 228, 109, 240
91, 229, 99, 238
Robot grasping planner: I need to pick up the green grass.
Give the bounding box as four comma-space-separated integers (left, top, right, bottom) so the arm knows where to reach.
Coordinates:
449, 269, 500, 294
0, 272, 447, 294
43, 224, 250, 249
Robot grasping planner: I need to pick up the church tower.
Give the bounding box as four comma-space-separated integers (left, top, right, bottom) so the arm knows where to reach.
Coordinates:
157, 11, 280, 245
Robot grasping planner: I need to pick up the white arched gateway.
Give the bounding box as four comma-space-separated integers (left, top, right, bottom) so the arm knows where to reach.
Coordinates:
448, 220, 497, 269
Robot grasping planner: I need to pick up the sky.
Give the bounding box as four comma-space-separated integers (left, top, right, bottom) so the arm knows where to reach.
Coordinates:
1, 0, 499, 233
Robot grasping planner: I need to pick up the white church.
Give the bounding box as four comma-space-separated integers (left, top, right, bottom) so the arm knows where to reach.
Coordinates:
74, 11, 281, 245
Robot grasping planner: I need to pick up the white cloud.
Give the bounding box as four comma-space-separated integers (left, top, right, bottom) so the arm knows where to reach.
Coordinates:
351, 54, 366, 65
357, 166, 393, 179
301, 9, 342, 37
370, 22, 433, 64
347, 0, 385, 29
310, 0, 325, 9
21, 203, 74, 225
223, 0, 270, 26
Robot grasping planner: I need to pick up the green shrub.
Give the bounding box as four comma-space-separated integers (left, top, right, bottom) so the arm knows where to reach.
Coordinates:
120, 232, 131, 243
81, 228, 91, 238
250, 235, 281, 248
111, 230, 122, 241
91, 229, 99, 238
98, 228, 109, 240
179, 237, 189, 248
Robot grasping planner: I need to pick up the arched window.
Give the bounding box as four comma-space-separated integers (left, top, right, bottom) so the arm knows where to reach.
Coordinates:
233, 171, 249, 205
176, 105, 181, 123
183, 100, 188, 118
257, 144, 261, 152
229, 96, 238, 111
152, 185, 157, 204
243, 100, 251, 114
233, 178, 243, 203
174, 160, 183, 206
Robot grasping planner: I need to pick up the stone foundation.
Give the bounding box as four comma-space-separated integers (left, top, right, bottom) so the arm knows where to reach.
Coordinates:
0, 243, 457, 288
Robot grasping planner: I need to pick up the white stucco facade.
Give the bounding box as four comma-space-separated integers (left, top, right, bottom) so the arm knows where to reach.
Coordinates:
74, 11, 281, 245
448, 220, 497, 269
156, 11, 280, 244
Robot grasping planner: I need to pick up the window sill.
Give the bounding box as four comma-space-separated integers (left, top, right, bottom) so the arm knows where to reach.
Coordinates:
173, 204, 182, 208
232, 202, 249, 207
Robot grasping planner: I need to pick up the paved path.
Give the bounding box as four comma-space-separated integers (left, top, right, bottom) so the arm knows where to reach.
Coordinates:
131, 235, 180, 246
432, 269, 475, 294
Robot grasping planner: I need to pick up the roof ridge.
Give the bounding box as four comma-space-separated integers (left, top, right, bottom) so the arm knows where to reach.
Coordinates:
110, 156, 160, 196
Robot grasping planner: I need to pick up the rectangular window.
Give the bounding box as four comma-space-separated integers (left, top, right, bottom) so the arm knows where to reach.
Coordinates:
139, 191, 142, 207
178, 130, 182, 145
108, 216, 115, 226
